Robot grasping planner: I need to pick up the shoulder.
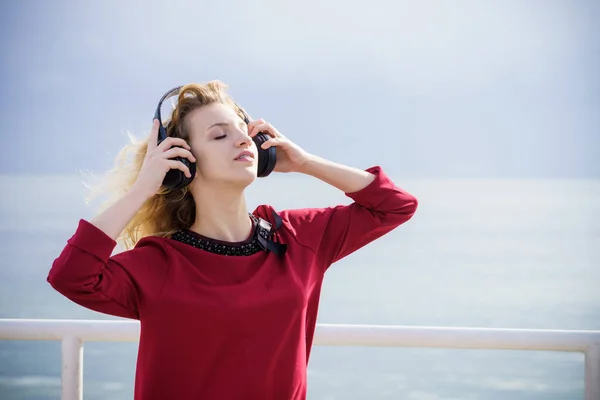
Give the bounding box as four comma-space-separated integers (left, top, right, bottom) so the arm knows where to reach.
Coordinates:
110, 235, 172, 273
254, 203, 335, 227
252, 204, 337, 252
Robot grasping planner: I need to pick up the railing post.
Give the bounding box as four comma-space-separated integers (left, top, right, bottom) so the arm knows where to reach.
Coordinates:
61, 336, 83, 400
586, 343, 600, 400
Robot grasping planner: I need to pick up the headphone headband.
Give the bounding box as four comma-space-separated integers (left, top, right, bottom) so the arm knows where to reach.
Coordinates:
154, 86, 183, 143
153, 85, 251, 143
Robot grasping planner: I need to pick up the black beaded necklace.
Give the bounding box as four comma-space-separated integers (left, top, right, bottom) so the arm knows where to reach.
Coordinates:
171, 214, 281, 257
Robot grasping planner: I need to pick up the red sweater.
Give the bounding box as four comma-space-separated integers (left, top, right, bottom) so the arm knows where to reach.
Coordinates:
47, 166, 417, 400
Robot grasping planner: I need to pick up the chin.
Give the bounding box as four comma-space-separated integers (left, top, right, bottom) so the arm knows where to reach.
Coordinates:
198, 163, 258, 189
226, 167, 257, 188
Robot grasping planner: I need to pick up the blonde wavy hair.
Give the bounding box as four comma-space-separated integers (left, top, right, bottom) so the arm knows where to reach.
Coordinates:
86, 80, 246, 250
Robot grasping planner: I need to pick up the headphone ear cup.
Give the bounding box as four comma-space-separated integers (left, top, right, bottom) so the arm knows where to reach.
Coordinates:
253, 133, 276, 177
161, 151, 196, 190
154, 88, 197, 191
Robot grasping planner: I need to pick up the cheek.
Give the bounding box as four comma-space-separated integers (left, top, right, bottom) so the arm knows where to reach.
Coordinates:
191, 144, 228, 173
187, 139, 208, 164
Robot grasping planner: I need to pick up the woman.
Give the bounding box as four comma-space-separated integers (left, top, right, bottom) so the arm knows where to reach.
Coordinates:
47, 80, 418, 400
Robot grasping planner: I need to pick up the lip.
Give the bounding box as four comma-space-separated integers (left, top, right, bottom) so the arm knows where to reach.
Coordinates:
234, 150, 254, 160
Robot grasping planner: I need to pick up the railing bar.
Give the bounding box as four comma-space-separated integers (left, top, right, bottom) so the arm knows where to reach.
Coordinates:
61, 336, 83, 400
585, 344, 600, 400
1, 320, 599, 351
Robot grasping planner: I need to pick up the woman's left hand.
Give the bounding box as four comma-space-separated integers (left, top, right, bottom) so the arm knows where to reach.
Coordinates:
248, 118, 310, 173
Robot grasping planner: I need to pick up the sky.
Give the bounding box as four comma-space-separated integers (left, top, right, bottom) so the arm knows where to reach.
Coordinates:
0, 0, 598, 178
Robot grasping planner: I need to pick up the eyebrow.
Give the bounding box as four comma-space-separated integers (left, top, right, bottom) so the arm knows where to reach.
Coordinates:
206, 120, 247, 133
206, 122, 229, 132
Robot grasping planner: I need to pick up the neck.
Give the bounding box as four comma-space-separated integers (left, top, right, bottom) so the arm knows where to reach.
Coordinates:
189, 184, 253, 243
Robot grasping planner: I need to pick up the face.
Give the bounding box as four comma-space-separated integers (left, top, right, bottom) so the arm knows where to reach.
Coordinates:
184, 102, 258, 188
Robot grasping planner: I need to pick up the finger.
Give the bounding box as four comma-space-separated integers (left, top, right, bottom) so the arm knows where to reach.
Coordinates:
156, 137, 191, 152
246, 118, 265, 134
162, 147, 196, 162
165, 160, 192, 178
147, 119, 160, 152
250, 122, 277, 138
260, 137, 282, 149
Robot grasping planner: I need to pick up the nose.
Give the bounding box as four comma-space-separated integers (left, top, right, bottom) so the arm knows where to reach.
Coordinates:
235, 129, 252, 148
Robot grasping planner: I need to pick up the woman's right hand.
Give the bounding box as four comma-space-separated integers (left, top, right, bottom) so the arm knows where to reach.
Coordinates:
131, 119, 196, 198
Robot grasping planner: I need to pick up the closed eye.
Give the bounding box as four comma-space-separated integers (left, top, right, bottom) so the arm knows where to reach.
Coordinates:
215, 134, 226, 140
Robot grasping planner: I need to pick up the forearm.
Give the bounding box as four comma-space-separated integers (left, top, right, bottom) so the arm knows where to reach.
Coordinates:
89, 186, 150, 241
296, 154, 376, 193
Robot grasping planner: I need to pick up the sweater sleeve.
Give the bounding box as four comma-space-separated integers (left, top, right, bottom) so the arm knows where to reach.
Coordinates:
47, 219, 170, 320
281, 166, 418, 270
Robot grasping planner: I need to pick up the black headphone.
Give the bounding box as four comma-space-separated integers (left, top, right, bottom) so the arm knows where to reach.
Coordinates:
153, 85, 277, 190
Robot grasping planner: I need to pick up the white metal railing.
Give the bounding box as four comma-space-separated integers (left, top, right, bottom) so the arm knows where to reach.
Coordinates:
0, 319, 599, 400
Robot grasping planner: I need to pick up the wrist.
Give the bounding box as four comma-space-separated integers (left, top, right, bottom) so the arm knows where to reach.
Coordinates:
295, 153, 322, 176
127, 184, 154, 205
